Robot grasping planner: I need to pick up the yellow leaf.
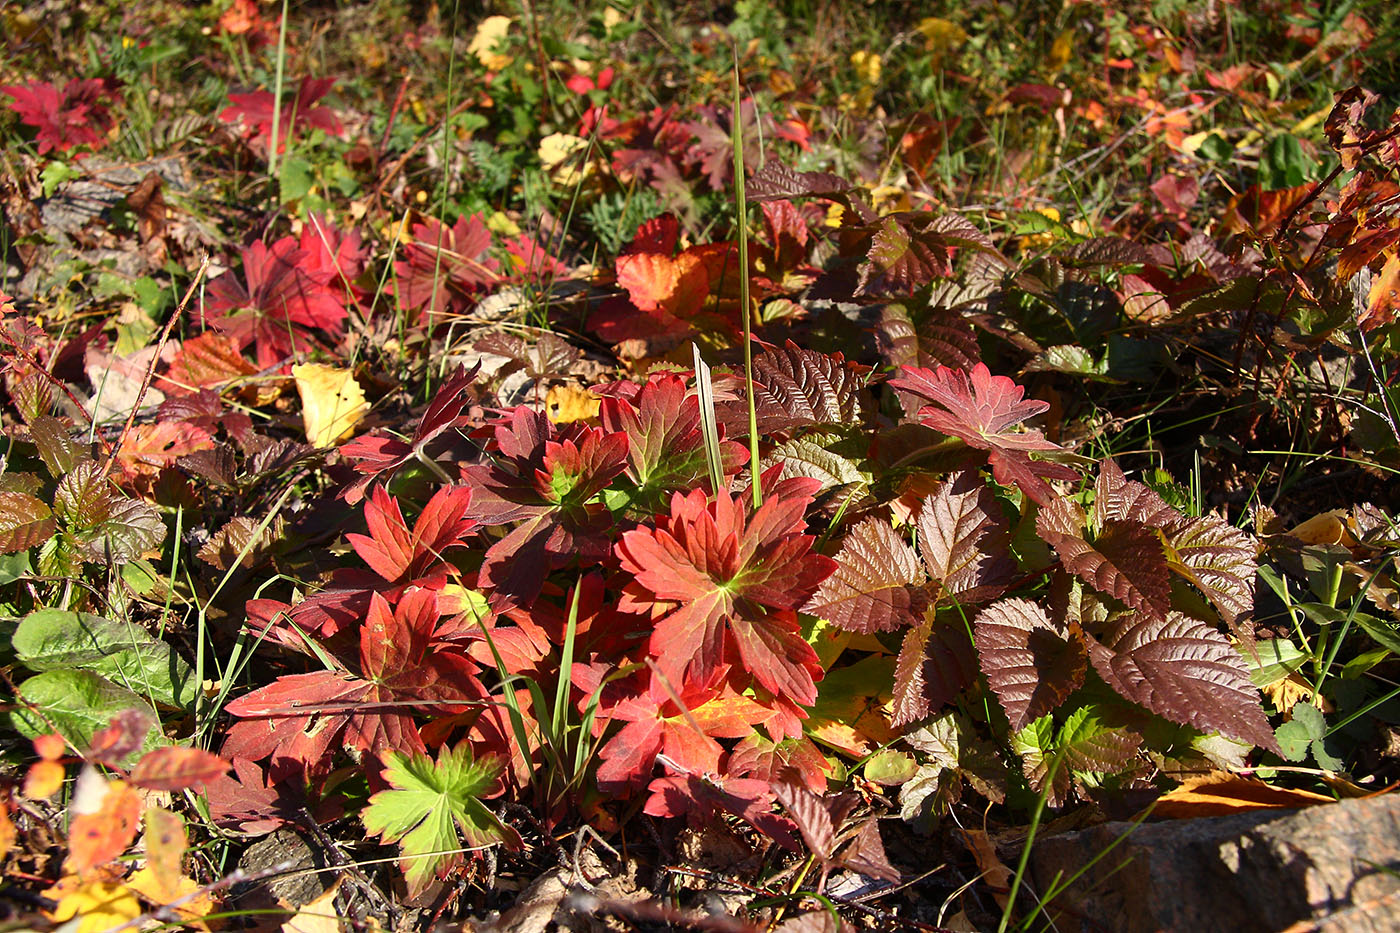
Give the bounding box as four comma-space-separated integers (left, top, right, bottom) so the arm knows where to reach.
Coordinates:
849, 50, 882, 86
44, 876, 142, 933
1288, 510, 1351, 546
1049, 29, 1074, 69
293, 364, 367, 448
280, 880, 343, 933
468, 15, 514, 71
538, 132, 596, 187
127, 867, 217, 929
916, 17, 968, 59
545, 384, 600, 424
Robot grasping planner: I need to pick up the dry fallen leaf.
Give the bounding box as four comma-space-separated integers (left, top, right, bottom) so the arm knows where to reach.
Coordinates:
293, 363, 367, 448
280, 879, 342, 933
1148, 772, 1334, 819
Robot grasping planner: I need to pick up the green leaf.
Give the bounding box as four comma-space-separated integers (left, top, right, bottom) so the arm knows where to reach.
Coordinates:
12, 609, 195, 709
1246, 638, 1308, 688
864, 748, 918, 786
10, 670, 165, 764
54, 463, 165, 563
40, 161, 79, 198
362, 744, 521, 897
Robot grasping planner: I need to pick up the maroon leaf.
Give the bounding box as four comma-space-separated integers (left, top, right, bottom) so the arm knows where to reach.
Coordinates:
644, 771, 799, 851
805, 518, 927, 634
973, 598, 1086, 731
749, 342, 870, 435
773, 782, 842, 860
1163, 512, 1258, 626
1085, 611, 1281, 754
856, 212, 992, 297
130, 747, 231, 791
1094, 459, 1179, 528
916, 470, 1016, 604
891, 611, 977, 728
840, 820, 899, 883
1038, 498, 1171, 620
392, 213, 499, 318
876, 304, 981, 378
745, 161, 856, 201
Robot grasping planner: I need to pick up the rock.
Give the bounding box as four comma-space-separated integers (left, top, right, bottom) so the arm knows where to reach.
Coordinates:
1028, 795, 1400, 932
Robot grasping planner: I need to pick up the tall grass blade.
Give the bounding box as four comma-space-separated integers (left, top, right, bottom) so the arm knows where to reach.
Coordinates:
731, 50, 761, 508
693, 343, 725, 496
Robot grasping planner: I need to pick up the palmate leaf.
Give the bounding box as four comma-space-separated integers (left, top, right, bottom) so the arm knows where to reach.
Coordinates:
345, 484, 477, 586
973, 598, 1086, 731
890, 363, 1077, 505
805, 518, 927, 634
1084, 611, 1281, 754
616, 484, 835, 705
362, 743, 521, 898
1162, 512, 1258, 625
1037, 497, 1171, 620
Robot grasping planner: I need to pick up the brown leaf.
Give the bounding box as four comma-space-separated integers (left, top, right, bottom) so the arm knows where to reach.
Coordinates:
973, 598, 1086, 731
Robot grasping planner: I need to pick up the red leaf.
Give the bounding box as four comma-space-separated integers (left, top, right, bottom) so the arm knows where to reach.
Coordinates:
219, 76, 344, 154
890, 363, 1077, 505
891, 611, 978, 728
973, 598, 1086, 731
616, 486, 835, 705
1093, 459, 1178, 528
346, 484, 477, 585
130, 747, 231, 791
916, 470, 1016, 604
1086, 612, 1281, 754
644, 771, 799, 851
392, 213, 499, 318
2, 79, 116, 156
804, 518, 926, 634
203, 236, 347, 370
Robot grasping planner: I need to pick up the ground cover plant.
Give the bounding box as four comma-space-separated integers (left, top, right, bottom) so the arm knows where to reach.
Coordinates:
2, 0, 1400, 929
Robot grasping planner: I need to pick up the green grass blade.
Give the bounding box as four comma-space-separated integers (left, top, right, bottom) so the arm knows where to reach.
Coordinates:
692, 343, 725, 497
731, 50, 761, 509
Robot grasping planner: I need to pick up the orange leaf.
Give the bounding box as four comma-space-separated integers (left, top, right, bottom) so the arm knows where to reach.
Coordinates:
616, 251, 709, 318
1149, 772, 1334, 819
1361, 251, 1400, 332
960, 827, 1013, 908
24, 760, 65, 799
34, 733, 66, 761
160, 332, 257, 394
130, 747, 231, 792
65, 773, 143, 874
116, 422, 215, 480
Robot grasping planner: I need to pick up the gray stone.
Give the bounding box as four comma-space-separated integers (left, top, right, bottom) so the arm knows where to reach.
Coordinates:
1027, 795, 1400, 932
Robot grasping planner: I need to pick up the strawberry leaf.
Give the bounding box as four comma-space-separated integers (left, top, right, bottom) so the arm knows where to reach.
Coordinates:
805, 518, 927, 634
1084, 611, 1282, 754
1038, 497, 1171, 620
857, 212, 992, 297
53, 463, 165, 563
891, 610, 978, 728
1093, 459, 1178, 528
362, 744, 521, 898
1011, 715, 1069, 806
748, 343, 870, 435
0, 492, 55, 554
1162, 512, 1258, 626
1056, 707, 1143, 775
745, 161, 856, 201
973, 598, 1086, 731
916, 470, 1016, 605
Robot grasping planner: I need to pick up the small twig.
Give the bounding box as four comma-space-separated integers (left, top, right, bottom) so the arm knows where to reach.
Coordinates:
100, 253, 211, 480
298, 807, 401, 927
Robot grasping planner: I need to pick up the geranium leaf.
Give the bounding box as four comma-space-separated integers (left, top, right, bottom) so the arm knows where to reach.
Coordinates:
890, 363, 1076, 505
973, 598, 1086, 731
617, 486, 835, 704
805, 517, 926, 634
1084, 611, 1282, 754
362, 744, 520, 898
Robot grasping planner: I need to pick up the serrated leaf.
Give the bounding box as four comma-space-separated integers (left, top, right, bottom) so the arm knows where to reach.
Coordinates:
1085, 612, 1281, 754
10, 670, 165, 764
1056, 706, 1142, 773
29, 415, 89, 477
750, 343, 868, 433
763, 436, 871, 509
876, 304, 981, 376
0, 492, 55, 553
916, 470, 1015, 604
805, 518, 926, 633
858, 213, 991, 297
363, 744, 520, 897
744, 161, 856, 201
973, 598, 1086, 731
1010, 715, 1068, 806
53, 462, 165, 562
1162, 512, 1258, 625
891, 610, 977, 728
13, 609, 196, 709
1038, 499, 1170, 620
1093, 459, 1178, 529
